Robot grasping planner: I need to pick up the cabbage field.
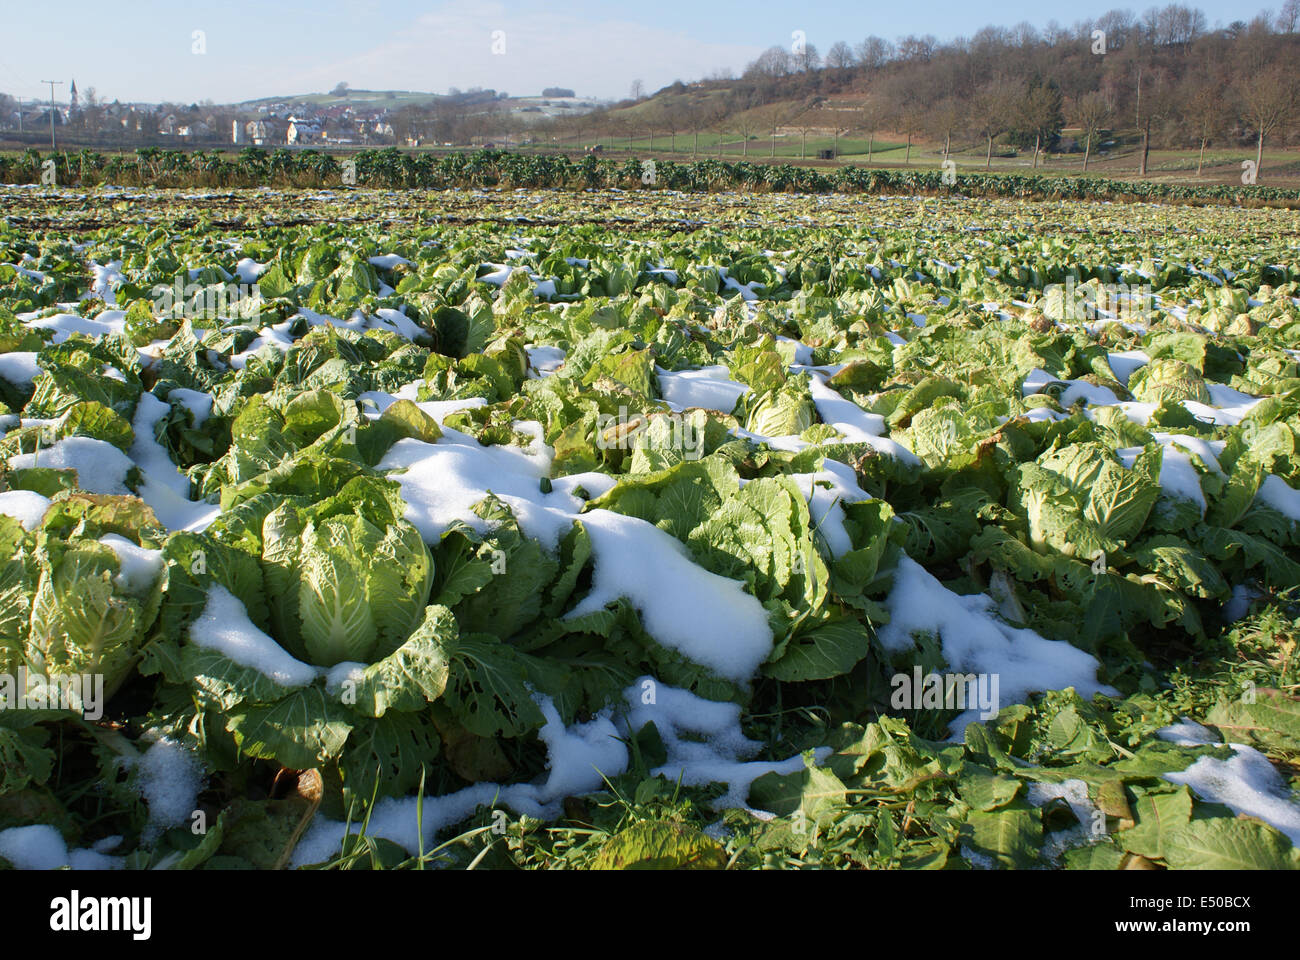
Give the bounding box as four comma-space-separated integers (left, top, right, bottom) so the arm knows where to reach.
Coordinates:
0, 184, 1298, 871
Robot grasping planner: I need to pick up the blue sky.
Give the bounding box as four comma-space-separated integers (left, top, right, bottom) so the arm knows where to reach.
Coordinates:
0, 0, 1275, 104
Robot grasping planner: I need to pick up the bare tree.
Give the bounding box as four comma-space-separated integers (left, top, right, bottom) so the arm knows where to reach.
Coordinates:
630, 79, 645, 101
686, 100, 720, 158
1011, 77, 1064, 169
791, 99, 823, 159
1181, 77, 1229, 176
745, 46, 793, 79
856, 36, 894, 69
759, 102, 794, 157
1237, 66, 1300, 181
882, 74, 926, 164
823, 98, 862, 158
1012, 21, 1040, 47
733, 110, 759, 158
927, 97, 961, 158
970, 79, 1019, 169
1074, 91, 1111, 172
825, 41, 856, 70
1281, 0, 1300, 32
605, 115, 627, 152
1043, 19, 1070, 46
855, 96, 886, 162
896, 34, 937, 62
712, 94, 748, 157
1095, 8, 1137, 49
902, 103, 926, 165
657, 102, 684, 154
1134, 68, 1175, 177
792, 42, 822, 73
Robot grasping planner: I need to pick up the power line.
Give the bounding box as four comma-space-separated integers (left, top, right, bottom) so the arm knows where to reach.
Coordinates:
40, 79, 63, 150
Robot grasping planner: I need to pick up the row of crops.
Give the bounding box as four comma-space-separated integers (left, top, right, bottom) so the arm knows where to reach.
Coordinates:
3, 148, 1299, 207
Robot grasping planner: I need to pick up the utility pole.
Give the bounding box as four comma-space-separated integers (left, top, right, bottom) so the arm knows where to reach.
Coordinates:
41, 80, 64, 150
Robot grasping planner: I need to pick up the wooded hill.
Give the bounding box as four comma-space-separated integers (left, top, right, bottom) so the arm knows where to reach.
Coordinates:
539, 5, 1300, 177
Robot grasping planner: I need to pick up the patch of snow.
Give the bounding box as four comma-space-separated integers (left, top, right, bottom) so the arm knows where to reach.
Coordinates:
290, 695, 627, 866
291, 678, 831, 867
621, 677, 832, 810
131, 737, 206, 834
189, 585, 320, 688
1022, 368, 1119, 407
1107, 350, 1149, 386
0, 351, 41, 386
377, 426, 572, 549
25, 311, 126, 344
806, 373, 919, 465
1203, 383, 1264, 422
1156, 718, 1220, 747
0, 824, 123, 871
878, 555, 1113, 735
1255, 474, 1300, 522
0, 489, 51, 531
324, 661, 366, 695
98, 534, 164, 594
1165, 745, 1300, 847
526, 345, 566, 378
368, 307, 426, 342
1117, 445, 1206, 513
167, 388, 214, 427
234, 258, 266, 283
568, 510, 774, 682
790, 459, 870, 558
89, 260, 124, 304
775, 336, 814, 365
129, 392, 220, 532
656, 365, 749, 414
8, 436, 134, 495
368, 254, 411, 270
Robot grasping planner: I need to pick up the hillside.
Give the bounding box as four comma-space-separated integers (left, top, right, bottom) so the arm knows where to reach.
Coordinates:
523, 11, 1300, 185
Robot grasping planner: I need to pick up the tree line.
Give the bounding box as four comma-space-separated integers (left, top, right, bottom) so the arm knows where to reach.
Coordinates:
534, 4, 1300, 180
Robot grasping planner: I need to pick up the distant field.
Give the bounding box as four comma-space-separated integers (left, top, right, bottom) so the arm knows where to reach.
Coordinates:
521, 136, 1300, 189
543, 132, 907, 160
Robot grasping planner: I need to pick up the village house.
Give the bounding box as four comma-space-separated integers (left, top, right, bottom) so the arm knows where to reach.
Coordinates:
286, 116, 321, 145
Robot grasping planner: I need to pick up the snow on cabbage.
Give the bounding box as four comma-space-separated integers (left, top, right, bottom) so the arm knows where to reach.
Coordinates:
0, 185, 1297, 871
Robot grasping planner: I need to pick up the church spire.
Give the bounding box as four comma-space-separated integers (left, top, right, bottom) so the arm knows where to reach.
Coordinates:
69, 79, 78, 111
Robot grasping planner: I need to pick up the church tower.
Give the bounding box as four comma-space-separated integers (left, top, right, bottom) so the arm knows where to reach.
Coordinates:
69, 79, 78, 112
